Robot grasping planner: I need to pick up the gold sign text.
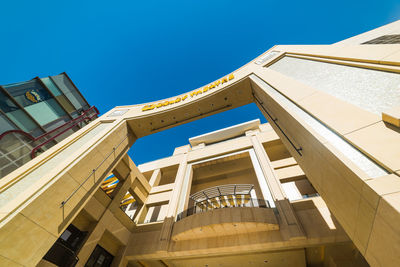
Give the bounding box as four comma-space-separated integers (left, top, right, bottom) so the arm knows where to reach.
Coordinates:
142, 74, 234, 111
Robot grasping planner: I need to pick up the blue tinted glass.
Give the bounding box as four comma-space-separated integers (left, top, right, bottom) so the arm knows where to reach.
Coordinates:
0, 90, 39, 133
4, 80, 52, 107
41, 77, 62, 96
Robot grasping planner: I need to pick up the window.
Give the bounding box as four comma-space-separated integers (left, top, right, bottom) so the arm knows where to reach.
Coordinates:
51, 74, 89, 113
85, 245, 114, 267
0, 113, 16, 134
4, 79, 53, 108
0, 90, 40, 134
43, 224, 88, 267
143, 203, 168, 223
42, 77, 76, 114
3, 80, 68, 126
58, 224, 88, 252
24, 98, 67, 126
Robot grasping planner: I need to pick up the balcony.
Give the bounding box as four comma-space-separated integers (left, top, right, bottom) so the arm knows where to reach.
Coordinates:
172, 184, 278, 241
178, 184, 270, 219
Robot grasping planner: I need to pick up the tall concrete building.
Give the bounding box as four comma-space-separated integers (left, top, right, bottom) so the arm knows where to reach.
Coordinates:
1, 21, 400, 267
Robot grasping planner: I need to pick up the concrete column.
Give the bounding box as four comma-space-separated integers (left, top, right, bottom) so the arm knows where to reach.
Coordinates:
77, 171, 134, 266
249, 133, 305, 240
111, 246, 129, 267
76, 219, 106, 266
149, 169, 161, 187
176, 165, 194, 215
108, 174, 135, 213
249, 134, 286, 201
248, 148, 276, 208
156, 153, 188, 252
166, 153, 189, 218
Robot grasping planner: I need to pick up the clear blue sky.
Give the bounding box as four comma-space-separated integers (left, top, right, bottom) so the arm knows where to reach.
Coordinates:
0, 1, 399, 164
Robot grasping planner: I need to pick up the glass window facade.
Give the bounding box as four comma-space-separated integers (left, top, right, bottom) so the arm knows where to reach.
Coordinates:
42, 77, 76, 114
0, 89, 40, 134
4, 79, 53, 107
3, 80, 68, 127
0, 73, 97, 179
0, 114, 16, 134
24, 98, 67, 126
51, 74, 89, 115
41, 77, 62, 96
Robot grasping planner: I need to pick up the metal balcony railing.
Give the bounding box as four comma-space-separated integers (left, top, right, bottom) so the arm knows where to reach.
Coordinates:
177, 197, 271, 221
190, 184, 254, 202
177, 184, 271, 221
31, 106, 99, 158
0, 107, 99, 178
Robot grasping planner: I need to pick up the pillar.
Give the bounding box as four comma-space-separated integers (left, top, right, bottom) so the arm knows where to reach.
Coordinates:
249, 132, 305, 240
157, 153, 189, 252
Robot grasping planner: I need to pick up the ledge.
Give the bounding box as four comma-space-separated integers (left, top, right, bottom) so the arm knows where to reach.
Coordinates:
382, 106, 400, 127
171, 207, 278, 241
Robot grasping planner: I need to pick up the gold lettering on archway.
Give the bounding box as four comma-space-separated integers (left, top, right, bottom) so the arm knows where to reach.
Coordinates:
141, 74, 234, 111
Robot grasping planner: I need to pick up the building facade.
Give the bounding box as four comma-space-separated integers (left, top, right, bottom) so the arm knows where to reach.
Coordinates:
0, 73, 98, 178
1, 21, 400, 267
42, 119, 370, 266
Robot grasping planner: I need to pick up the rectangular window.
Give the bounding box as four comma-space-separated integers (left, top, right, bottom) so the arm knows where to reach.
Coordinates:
41, 77, 62, 96
0, 113, 16, 134
3, 80, 68, 127
42, 77, 76, 114
51, 74, 89, 112
0, 90, 40, 134
4, 79, 53, 107
43, 224, 87, 267
280, 179, 318, 201
142, 203, 168, 223
24, 98, 67, 126
85, 245, 114, 267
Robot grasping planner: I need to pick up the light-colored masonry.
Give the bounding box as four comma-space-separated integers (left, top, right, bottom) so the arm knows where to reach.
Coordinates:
1, 20, 400, 267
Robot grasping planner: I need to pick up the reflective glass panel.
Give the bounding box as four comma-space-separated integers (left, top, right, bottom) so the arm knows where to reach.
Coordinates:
0, 114, 16, 134
4, 79, 53, 107
4, 79, 68, 126
0, 90, 39, 133
51, 74, 89, 111
25, 98, 67, 126
41, 77, 62, 96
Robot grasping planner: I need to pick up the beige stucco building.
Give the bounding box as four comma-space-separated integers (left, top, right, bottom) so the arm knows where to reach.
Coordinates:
1, 20, 400, 267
